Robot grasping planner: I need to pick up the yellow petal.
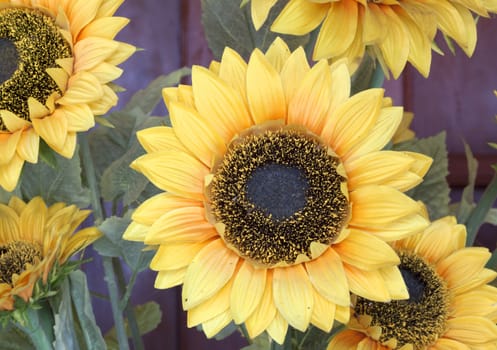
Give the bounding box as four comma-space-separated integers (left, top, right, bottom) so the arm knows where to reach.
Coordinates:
19, 197, 47, 244
450, 285, 497, 319
0, 203, 20, 242
0, 130, 22, 165
182, 239, 239, 309
271, 0, 328, 35
57, 72, 104, 105
132, 192, 202, 226
379, 266, 409, 300
201, 309, 233, 339
251, 0, 277, 30
192, 66, 252, 143
444, 316, 497, 344
322, 88, 384, 157
343, 263, 391, 302
131, 151, 208, 201
1, 110, 30, 132
155, 268, 187, 289
314, 1, 358, 59
246, 49, 286, 124
273, 264, 313, 331
327, 330, 366, 350
230, 260, 266, 324
31, 110, 68, 151
150, 241, 209, 271
169, 101, 226, 166
245, 270, 277, 339
187, 278, 233, 327
311, 287, 336, 332
280, 47, 310, 105
266, 312, 288, 345
437, 247, 490, 291
79, 16, 129, 39
287, 60, 331, 135
377, 6, 409, 79
305, 248, 350, 306
414, 217, 466, 264
122, 221, 149, 242
350, 185, 422, 229
0, 155, 24, 192
333, 229, 400, 271
136, 126, 187, 154
264, 37, 291, 73
218, 47, 248, 104
144, 206, 216, 245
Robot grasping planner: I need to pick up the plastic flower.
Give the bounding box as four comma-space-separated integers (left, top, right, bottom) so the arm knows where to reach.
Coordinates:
124, 38, 432, 343
328, 216, 497, 349
0, 196, 101, 310
250, 0, 497, 78
0, 0, 134, 191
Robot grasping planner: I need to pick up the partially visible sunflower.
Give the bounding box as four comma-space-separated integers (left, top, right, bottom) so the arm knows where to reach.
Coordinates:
0, 196, 101, 310
125, 38, 432, 343
328, 216, 497, 350
0, 0, 134, 191
250, 0, 497, 78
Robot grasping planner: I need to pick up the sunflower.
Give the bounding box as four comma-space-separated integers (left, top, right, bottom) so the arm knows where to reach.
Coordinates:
124, 38, 432, 343
328, 216, 497, 350
0, 0, 134, 191
0, 196, 100, 310
250, 0, 497, 78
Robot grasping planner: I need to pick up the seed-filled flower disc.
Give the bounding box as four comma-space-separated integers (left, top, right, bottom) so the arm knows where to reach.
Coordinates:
0, 0, 134, 191
125, 38, 432, 343
250, 0, 497, 78
328, 216, 497, 350
0, 196, 100, 310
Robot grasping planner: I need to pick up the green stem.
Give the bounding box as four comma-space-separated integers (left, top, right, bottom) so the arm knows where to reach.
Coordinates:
79, 134, 130, 349
78, 134, 105, 224
466, 171, 497, 246
15, 302, 54, 350
103, 257, 130, 350
113, 258, 144, 350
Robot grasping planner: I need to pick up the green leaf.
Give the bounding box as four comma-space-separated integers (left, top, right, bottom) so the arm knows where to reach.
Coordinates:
99, 115, 163, 206
393, 132, 450, 220
38, 139, 58, 169
451, 142, 478, 224
68, 270, 106, 350
0, 324, 35, 350
53, 279, 79, 350
104, 302, 162, 350
241, 333, 270, 350
351, 53, 385, 94
93, 214, 154, 272
20, 146, 91, 207
201, 0, 309, 60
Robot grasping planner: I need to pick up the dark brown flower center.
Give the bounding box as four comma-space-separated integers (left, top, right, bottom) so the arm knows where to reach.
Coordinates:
354, 251, 449, 349
0, 241, 42, 285
207, 127, 349, 267
0, 38, 18, 84
0, 7, 72, 129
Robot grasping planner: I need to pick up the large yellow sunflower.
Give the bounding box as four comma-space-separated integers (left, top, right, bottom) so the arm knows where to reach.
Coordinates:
0, 196, 101, 310
328, 216, 497, 350
0, 0, 134, 191
124, 38, 432, 343
250, 0, 497, 78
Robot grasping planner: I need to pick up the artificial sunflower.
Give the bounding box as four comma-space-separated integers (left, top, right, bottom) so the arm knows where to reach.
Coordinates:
124, 38, 432, 343
0, 0, 134, 191
328, 216, 497, 350
250, 0, 497, 78
0, 196, 100, 310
